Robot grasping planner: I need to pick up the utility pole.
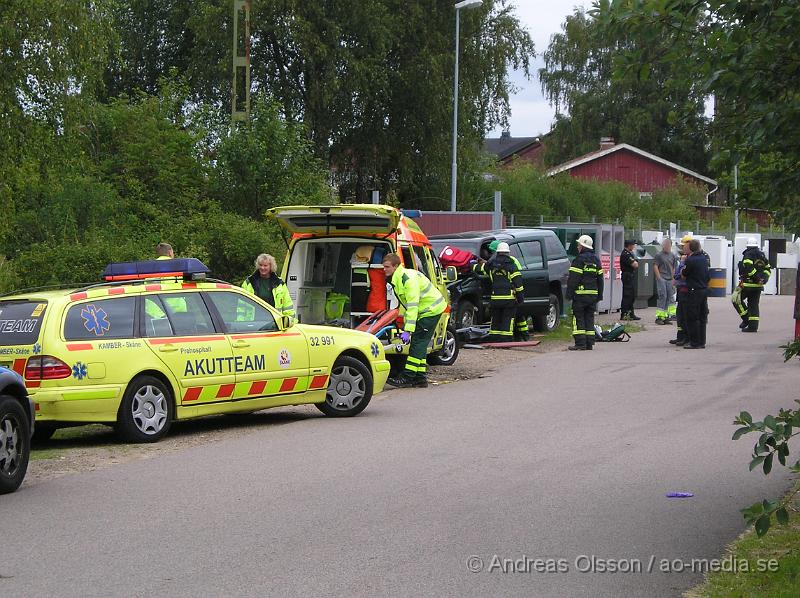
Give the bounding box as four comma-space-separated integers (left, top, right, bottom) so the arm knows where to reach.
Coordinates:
734, 164, 739, 234
232, 0, 252, 123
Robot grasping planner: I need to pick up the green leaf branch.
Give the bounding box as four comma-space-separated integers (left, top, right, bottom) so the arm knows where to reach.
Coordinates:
733, 406, 800, 536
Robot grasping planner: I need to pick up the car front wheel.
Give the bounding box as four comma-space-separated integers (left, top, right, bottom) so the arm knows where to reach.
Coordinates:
0, 395, 30, 494
117, 376, 173, 443
316, 356, 373, 417
428, 324, 460, 366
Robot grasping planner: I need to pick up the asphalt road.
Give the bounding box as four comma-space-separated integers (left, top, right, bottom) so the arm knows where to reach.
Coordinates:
3, 296, 798, 597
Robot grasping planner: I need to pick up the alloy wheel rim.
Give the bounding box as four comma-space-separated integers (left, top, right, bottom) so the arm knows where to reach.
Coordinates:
326, 366, 366, 411
546, 303, 558, 330
0, 415, 21, 476
131, 385, 168, 435
439, 330, 457, 361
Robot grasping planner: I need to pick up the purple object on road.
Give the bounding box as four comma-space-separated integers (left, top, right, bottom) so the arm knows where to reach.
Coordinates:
666, 492, 694, 498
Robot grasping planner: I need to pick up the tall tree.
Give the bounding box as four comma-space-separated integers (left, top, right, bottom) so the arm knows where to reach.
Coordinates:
98, 1, 534, 207
0, 1, 114, 250
251, 0, 534, 205
539, 3, 709, 173
596, 0, 800, 229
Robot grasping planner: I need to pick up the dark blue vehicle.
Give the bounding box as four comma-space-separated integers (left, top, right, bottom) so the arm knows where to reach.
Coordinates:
0, 366, 33, 494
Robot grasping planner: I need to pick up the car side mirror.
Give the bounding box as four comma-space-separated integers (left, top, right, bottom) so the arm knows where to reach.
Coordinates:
446, 266, 458, 283
280, 315, 292, 329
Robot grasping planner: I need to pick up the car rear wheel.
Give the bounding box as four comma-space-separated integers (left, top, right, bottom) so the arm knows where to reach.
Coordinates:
0, 395, 30, 494
534, 294, 561, 332
316, 356, 372, 417
117, 376, 173, 443
428, 324, 460, 366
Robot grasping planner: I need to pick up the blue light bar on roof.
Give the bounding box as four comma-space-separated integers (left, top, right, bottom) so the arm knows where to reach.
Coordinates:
400, 209, 421, 218
102, 258, 211, 281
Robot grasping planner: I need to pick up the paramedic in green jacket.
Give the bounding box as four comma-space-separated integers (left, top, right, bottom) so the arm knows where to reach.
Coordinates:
242, 253, 296, 322
382, 253, 446, 388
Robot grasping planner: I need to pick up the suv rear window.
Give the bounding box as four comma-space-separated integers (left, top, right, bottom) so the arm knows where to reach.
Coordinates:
0, 301, 47, 346
519, 240, 544, 269
545, 235, 567, 260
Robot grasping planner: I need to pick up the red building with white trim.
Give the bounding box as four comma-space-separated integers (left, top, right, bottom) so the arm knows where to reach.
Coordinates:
547, 140, 717, 196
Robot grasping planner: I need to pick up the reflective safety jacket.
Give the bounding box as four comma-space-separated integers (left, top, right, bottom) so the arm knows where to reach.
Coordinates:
567, 250, 604, 301
389, 264, 446, 333
242, 272, 296, 320
738, 247, 771, 288
472, 254, 524, 301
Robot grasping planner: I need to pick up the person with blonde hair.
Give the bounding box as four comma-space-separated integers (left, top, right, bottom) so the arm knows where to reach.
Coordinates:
242, 254, 295, 320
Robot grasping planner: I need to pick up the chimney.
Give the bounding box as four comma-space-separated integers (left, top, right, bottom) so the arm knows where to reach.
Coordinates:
501, 130, 511, 139
600, 137, 615, 150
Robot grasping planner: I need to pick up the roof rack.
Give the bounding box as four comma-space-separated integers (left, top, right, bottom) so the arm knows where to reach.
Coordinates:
0, 282, 91, 299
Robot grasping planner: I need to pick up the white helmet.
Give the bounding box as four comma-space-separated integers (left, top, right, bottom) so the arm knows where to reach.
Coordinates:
496, 242, 510, 253
577, 234, 593, 250
746, 237, 759, 247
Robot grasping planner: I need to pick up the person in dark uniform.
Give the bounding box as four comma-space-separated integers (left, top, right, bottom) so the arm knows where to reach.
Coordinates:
473, 242, 524, 342
669, 235, 693, 346
486, 240, 529, 341
681, 239, 710, 349
619, 239, 640, 320
566, 235, 604, 351
736, 237, 771, 332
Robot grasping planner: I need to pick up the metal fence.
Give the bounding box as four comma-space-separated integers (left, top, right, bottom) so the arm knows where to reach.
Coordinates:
506, 214, 792, 241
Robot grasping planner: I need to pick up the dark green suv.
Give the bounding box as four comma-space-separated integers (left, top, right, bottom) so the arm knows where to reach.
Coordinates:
430, 229, 570, 332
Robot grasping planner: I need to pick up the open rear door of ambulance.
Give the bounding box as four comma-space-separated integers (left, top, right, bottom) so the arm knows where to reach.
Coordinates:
266, 205, 401, 237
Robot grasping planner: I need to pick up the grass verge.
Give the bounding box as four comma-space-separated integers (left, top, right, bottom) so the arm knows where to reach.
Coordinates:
687, 483, 800, 597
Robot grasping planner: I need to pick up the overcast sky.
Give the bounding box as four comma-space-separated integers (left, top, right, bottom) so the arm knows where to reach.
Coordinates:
486, 0, 589, 138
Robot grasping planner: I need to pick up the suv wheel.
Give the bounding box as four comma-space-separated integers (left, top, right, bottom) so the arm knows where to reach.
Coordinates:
117, 376, 173, 443
0, 395, 30, 494
316, 356, 373, 417
534, 294, 561, 332
428, 324, 460, 366
456, 300, 477, 329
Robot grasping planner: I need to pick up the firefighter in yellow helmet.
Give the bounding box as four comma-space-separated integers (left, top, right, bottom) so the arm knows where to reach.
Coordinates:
382, 253, 446, 388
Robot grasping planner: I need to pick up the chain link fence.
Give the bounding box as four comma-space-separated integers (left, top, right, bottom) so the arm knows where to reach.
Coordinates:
506, 214, 791, 241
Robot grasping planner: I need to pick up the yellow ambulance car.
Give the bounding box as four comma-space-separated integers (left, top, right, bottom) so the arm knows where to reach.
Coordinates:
0, 258, 389, 443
